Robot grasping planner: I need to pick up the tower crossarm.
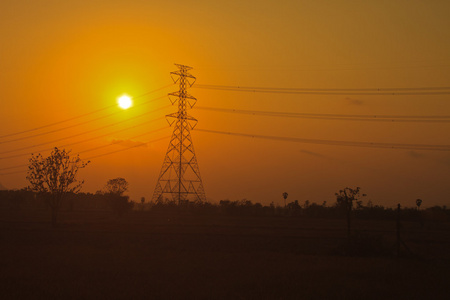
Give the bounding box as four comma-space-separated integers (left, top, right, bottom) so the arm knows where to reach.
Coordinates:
168, 91, 197, 101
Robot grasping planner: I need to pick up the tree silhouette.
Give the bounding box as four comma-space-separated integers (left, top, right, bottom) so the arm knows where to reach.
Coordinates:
27, 147, 89, 227
282, 192, 288, 208
416, 198, 423, 210
335, 187, 366, 238
304, 200, 310, 209
103, 177, 133, 216
104, 177, 129, 196
140, 197, 145, 211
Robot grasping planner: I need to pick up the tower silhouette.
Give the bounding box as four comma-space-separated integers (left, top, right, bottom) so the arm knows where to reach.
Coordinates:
152, 64, 206, 204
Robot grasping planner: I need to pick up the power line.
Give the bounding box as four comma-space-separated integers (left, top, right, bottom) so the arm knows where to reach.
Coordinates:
0, 94, 168, 145
0, 84, 174, 139
0, 163, 28, 171
78, 127, 167, 155
1, 105, 116, 139
85, 136, 169, 160
0, 105, 170, 156
0, 116, 166, 159
0, 170, 26, 176
194, 84, 450, 96
0, 135, 171, 176
195, 106, 450, 123
197, 84, 450, 92
0, 128, 170, 172
0, 88, 175, 173
0, 96, 169, 144
196, 129, 450, 152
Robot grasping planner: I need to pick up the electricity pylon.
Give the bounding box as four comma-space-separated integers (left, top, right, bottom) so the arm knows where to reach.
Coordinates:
151, 64, 206, 204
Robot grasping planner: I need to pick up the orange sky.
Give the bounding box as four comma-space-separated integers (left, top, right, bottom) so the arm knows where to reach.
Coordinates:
1, 1, 449, 207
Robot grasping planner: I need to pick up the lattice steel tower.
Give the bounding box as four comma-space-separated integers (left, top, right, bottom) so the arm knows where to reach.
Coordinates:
152, 64, 206, 203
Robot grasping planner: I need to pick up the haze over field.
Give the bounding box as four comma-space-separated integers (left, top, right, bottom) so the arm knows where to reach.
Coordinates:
1, 1, 449, 207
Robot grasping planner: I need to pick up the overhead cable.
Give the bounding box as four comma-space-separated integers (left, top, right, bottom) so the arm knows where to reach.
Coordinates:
0, 128, 170, 172
0, 117, 166, 159
195, 106, 450, 123
196, 129, 450, 152
0, 135, 170, 176
194, 84, 450, 96
0, 96, 169, 145
0, 83, 174, 140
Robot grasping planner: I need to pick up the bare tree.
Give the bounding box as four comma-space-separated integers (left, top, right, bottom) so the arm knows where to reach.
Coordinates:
27, 147, 89, 227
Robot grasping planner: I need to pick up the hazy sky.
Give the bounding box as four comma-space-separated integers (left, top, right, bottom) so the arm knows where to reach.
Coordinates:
1, 0, 449, 207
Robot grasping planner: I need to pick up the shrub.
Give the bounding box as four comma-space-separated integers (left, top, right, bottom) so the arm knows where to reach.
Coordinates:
107, 194, 134, 217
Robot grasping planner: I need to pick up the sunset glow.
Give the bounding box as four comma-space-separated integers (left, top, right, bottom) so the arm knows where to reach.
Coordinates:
1, 2, 450, 298
117, 95, 132, 109
0, 0, 449, 208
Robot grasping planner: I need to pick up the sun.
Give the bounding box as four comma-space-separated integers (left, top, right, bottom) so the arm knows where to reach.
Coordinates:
117, 94, 132, 109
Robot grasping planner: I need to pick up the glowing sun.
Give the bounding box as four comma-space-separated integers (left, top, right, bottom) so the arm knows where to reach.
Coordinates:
117, 95, 132, 109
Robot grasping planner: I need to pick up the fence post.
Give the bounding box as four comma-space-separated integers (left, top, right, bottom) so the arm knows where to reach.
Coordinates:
396, 203, 401, 257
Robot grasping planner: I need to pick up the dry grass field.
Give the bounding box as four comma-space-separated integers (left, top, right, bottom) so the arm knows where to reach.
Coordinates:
1, 209, 449, 299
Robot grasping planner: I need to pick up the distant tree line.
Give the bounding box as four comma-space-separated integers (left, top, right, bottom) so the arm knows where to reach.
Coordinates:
1, 189, 448, 222
8, 147, 446, 229
2, 188, 449, 225
0, 189, 120, 212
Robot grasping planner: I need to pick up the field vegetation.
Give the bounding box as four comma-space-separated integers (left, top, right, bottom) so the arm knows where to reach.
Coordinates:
1, 191, 449, 299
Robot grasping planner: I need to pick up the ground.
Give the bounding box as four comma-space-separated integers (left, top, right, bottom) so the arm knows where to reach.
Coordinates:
1, 209, 449, 299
